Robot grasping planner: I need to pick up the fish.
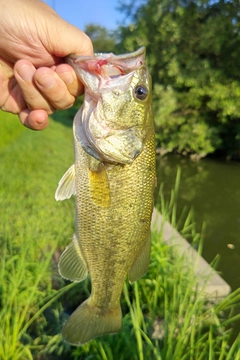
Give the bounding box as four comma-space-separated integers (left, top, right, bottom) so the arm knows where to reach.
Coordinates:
55, 47, 156, 345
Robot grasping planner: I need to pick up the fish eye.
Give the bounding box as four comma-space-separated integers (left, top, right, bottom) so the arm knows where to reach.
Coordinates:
134, 85, 148, 100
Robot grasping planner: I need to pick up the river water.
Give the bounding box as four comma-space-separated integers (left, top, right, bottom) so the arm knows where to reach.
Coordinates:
156, 154, 240, 291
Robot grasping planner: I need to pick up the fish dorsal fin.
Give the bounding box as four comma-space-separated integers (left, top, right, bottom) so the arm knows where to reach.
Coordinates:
128, 231, 151, 284
55, 164, 76, 201
89, 163, 110, 208
58, 235, 88, 282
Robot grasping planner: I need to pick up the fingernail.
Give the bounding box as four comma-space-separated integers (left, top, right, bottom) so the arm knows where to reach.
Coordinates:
17, 65, 34, 82
37, 74, 56, 89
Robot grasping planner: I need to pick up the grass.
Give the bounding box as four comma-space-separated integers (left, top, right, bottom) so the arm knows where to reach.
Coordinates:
0, 110, 75, 358
70, 229, 240, 360
0, 110, 240, 359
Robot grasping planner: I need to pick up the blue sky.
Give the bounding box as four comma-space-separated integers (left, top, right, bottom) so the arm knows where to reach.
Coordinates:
44, 0, 125, 31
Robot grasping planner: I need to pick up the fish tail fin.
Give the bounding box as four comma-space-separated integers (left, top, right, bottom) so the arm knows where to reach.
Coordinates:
62, 298, 122, 345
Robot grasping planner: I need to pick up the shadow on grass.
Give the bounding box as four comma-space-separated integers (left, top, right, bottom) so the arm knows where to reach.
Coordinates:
51, 98, 83, 128
51, 108, 76, 128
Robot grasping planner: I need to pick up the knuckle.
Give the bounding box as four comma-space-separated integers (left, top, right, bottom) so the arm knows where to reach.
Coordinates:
51, 94, 75, 110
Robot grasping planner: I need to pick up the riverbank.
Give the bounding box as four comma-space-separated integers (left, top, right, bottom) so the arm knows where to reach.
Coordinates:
156, 153, 240, 290
1, 111, 240, 359
152, 208, 231, 300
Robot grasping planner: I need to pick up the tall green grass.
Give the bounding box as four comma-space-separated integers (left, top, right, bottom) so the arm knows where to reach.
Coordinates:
69, 229, 240, 360
0, 111, 75, 358
0, 111, 239, 359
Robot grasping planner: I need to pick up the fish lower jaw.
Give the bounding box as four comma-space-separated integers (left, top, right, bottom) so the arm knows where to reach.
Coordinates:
90, 140, 143, 165
83, 142, 138, 165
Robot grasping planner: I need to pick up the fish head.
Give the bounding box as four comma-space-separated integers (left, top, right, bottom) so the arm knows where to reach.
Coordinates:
67, 47, 153, 164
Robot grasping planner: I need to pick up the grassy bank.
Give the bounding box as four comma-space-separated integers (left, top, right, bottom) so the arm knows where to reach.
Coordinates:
0, 111, 239, 359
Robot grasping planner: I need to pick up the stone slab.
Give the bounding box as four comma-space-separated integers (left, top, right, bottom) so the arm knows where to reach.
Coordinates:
151, 208, 231, 301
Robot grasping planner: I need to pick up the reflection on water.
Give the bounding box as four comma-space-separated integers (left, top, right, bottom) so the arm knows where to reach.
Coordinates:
156, 154, 240, 290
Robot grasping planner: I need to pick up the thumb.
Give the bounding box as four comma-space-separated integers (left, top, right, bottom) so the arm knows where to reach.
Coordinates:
46, 15, 94, 59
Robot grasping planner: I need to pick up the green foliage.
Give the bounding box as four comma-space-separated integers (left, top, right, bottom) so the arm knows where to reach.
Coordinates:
71, 229, 240, 360
1, 112, 239, 358
117, 0, 240, 158
0, 110, 75, 358
85, 24, 117, 53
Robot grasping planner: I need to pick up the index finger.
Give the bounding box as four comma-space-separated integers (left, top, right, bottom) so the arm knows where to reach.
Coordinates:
54, 63, 84, 97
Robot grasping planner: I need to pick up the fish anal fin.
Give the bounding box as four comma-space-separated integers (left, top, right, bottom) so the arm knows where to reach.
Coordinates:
89, 165, 110, 208
62, 298, 122, 345
55, 164, 76, 201
128, 231, 151, 284
58, 235, 88, 282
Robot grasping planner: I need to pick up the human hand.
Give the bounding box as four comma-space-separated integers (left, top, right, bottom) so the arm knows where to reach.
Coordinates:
0, 0, 93, 129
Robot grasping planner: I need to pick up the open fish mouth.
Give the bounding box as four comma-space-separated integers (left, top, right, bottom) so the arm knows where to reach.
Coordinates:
67, 48, 150, 165
67, 47, 145, 79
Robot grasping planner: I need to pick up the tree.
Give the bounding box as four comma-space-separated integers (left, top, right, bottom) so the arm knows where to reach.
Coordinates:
84, 24, 117, 53
117, 0, 240, 158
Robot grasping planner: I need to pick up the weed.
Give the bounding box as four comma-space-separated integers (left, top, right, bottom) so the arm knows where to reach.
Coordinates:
0, 112, 239, 359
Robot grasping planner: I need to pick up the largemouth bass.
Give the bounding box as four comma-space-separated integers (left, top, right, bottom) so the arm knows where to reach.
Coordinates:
55, 47, 156, 345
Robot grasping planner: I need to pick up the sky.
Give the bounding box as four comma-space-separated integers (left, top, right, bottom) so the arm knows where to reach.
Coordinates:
44, 0, 126, 31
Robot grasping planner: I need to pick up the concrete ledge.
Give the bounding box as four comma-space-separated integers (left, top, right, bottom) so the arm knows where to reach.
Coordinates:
151, 208, 231, 301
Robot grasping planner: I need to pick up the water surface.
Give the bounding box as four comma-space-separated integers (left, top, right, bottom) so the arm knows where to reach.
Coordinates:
156, 154, 240, 290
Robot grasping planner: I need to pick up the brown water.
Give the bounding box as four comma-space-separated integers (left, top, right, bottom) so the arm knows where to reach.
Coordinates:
156, 154, 240, 291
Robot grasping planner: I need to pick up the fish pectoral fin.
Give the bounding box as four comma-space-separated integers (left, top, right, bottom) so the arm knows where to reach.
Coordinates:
128, 231, 151, 284
89, 164, 110, 207
62, 298, 122, 345
55, 164, 76, 201
58, 235, 88, 282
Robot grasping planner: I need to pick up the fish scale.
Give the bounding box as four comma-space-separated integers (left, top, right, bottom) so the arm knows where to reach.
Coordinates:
55, 47, 156, 345
74, 136, 154, 306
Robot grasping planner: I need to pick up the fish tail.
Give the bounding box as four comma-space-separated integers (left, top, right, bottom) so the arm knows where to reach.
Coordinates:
62, 298, 122, 345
